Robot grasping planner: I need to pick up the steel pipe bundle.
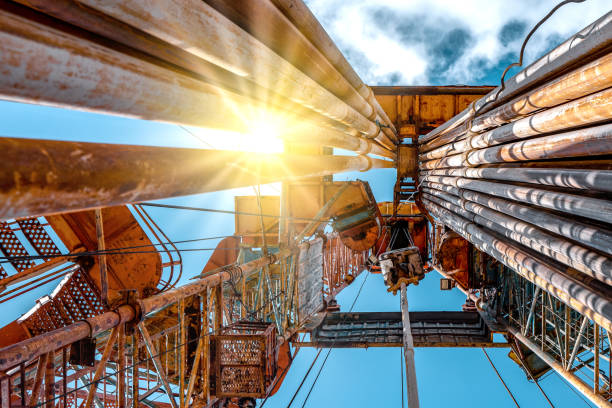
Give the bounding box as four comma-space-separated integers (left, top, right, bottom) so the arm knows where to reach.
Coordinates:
0, 0, 396, 157
419, 14, 612, 329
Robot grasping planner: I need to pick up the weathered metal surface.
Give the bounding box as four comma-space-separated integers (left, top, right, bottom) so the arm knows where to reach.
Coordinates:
296, 238, 324, 325
422, 188, 612, 284
373, 86, 490, 134
397, 145, 418, 179
0, 4, 265, 133
234, 196, 280, 247
18, 268, 108, 336
379, 247, 424, 293
421, 87, 612, 153
0, 222, 35, 273
47, 206, 162, 303
436, 231, 469, 290
0, 138, 392, 220
323, 233, 368, 301
423, 175, 612, 224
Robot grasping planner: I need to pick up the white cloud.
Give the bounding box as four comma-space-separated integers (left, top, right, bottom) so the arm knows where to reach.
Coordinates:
305, 0, 611, 85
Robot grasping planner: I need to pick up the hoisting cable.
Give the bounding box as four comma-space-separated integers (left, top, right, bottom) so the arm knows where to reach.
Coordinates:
284, 348, 323, 408
511, 340, 556, 408
482, 348, 521, 408
298, 272, 371, 408
140, 202, 332, 222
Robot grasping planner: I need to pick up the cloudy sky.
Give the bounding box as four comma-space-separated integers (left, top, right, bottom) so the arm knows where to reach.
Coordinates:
305, 0, 610, 86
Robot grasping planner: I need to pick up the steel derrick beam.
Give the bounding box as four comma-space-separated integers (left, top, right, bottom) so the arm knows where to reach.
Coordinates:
508, 327, 611, 407
0, 137, 392, 220
0, 247, 295, 371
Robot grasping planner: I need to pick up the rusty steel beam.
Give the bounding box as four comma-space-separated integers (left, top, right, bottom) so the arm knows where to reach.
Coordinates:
0, 138, 392, 220
508, 326, 612, 408
420, 11, 612, 144
0, 247, 295, 371
422, 198, 612, 333
420, 167, 612, 193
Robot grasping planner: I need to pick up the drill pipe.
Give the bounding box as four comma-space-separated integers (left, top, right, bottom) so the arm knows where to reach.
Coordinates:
420, 167, 612, 192
7, 0, 392, 154
420, 87, 612, 153
73, 0, 393, 146
421, 187, 612, 284
420, 124, 612, 168
422, 198, 612, 333
419, 181, 612, 256
420, 176, 611, 224
270, 0, 398, 138
419, 11, 612, 144
0, 248, 295, 372
0, 137, 392, 220
421, 52, 612, 148
202, 0, 396, 146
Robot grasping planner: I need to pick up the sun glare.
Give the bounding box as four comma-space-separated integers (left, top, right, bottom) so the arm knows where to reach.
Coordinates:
184, 113, 285, 153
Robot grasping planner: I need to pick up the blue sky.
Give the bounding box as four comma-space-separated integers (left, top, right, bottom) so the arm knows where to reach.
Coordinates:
1, 0, 610, 407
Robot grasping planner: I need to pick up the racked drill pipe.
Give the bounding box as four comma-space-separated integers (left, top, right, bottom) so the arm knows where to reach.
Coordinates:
75, 0, 393, 147
471, 53, 612, 133
202, 0, 396, 146
420, 182, 612, 256
421, 176, 612, 224
420, 124, 612, 168
0, 137, 393, 220
0, 248, 295, 372
420, 87, 612, 153
421, 53, 612, 149
419, 11, 612, 144
270, 0, 398, 137
420, 167, 612, 193
421, 188, 612, 284
7, 0, 391, 153
421, 198, 612, 332
0, 6, 270, 134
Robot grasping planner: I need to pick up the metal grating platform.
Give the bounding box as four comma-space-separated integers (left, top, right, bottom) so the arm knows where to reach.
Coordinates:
309, 311, 502, 348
